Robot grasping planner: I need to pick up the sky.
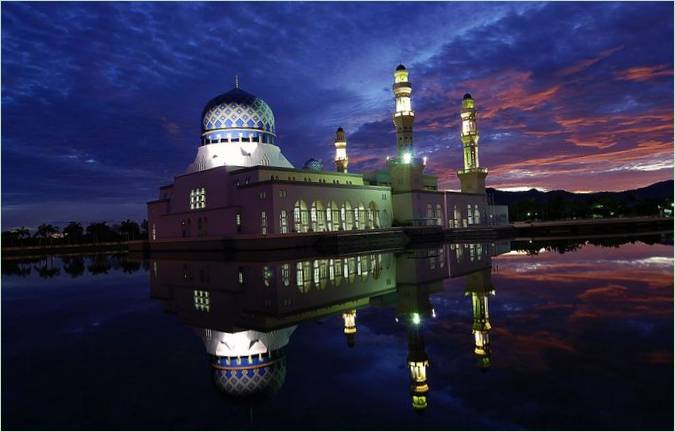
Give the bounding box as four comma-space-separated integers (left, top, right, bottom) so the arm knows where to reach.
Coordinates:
2, 1, 673, 228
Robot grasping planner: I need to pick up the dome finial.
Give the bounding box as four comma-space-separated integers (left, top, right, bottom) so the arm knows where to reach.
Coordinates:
235, 74, 239, 89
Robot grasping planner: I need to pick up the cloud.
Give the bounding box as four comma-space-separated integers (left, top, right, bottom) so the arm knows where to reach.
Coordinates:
1, 2, 673, 225
615, 65, 673, 82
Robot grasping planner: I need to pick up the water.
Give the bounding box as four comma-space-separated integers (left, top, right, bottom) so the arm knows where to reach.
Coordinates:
2, 234, 673, 430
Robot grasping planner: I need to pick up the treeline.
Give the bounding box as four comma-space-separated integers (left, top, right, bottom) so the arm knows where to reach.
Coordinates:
488, 180, 674, 222
2, 254, 148, 278
2, 219, 148, 248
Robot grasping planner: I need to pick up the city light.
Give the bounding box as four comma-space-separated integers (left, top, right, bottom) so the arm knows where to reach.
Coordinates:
402, 152, 412, 164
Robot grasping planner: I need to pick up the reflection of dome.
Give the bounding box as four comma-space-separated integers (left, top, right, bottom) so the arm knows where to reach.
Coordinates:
199, 327, 296, 401
303, 158, 324, 171
396, 64, 407, 71
201, 87, 276, 146
212, 354, 287, 398
463, 93, 473, 100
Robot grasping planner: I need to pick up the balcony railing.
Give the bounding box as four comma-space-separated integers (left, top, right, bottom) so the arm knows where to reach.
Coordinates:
457, 167, 489, 175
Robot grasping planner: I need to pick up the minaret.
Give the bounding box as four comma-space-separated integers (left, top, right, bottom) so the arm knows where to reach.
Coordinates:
334, 127, 348, 173
342, 309, 357, 348
465, 268, 495, 371
392, 64, 415, 162
457, 93, 488, 194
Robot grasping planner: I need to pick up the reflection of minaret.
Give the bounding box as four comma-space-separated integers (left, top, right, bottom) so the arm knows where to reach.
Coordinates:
464, 268, 495, 371
407, 321, 429, 412
342, 309, 357, 348
334, 127, 348, 173
398, 281, 433, 412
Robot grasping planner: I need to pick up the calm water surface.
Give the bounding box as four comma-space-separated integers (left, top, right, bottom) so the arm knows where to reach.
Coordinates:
2, 235, 673, 430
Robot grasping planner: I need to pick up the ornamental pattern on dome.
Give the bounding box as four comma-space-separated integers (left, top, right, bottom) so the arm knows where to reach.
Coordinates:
212, 359, 286, 397
201, 89, 275, 135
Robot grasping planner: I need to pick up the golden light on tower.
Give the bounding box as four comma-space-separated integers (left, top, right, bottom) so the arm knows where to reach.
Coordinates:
342, 309, 357, 348
334, 127, 348, 173
392, 64, 415, 161
460, 93, 480, 170
457, 93, 488, 194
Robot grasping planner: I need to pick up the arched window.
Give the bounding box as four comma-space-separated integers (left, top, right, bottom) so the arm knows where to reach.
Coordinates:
325, 204, 333, 231
368, 201, 377, 229
436, 204, 442, 226
474, 204, 481, 225
293, 200, 308, 232
426, 204, 434, 226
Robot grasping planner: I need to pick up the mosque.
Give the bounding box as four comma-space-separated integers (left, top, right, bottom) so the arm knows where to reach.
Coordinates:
147, 65, 504, 241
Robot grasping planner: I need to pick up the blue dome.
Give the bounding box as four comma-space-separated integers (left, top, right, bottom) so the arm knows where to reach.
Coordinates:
303, 158, 324, 171
201, 87, 276, 146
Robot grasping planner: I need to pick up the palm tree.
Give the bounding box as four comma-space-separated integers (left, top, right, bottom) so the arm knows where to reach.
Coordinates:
63, 222, 84, 244
15, 227, 30, 247
86, 222, 111, 243
119, 219, 140, 241
34, 224, 59, 246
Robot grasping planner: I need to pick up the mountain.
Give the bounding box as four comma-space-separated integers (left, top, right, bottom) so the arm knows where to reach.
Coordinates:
486, 180, 674, 221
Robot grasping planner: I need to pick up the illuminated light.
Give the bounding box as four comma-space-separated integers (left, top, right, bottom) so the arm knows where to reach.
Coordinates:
411, 313, 421, 325
395, 317, 399, 323
431, 308, 436, 318
402, 152, 412, 164
386, 156, 390, 161
423, 156, 428, 166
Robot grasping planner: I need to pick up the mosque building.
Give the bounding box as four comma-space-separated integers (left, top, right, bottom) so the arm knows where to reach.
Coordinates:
147, 65, 499, 241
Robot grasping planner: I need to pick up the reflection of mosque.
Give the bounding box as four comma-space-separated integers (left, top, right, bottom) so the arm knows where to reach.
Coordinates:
149, 241, 507, 410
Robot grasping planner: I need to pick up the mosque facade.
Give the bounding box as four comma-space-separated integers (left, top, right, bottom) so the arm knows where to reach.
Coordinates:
147, 65, 503, 241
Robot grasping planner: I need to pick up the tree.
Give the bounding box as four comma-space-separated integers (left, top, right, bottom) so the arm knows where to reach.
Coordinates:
119, 219, 140, 241
86, 222, 113, 243
140, 219, 149, 240
15, 227, 30, 246
34, 224, 59, 246
63, 222, 84, 244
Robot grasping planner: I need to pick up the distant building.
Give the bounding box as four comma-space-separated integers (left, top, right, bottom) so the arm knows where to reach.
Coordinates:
148, 65, 505, 240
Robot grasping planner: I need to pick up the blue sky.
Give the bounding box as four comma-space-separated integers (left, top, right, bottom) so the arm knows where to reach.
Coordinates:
2, 2, 673, 228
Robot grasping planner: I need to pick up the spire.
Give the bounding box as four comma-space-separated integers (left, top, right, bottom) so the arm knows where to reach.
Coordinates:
235, 75, 240, 89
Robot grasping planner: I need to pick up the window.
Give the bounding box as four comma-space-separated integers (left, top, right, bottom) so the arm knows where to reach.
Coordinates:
193, 290, 210, 312
235, 213, 241, 232
190, 187, 206, 209
279, 189, 287, 198
436, 204, 442, 226
259, 191, 266, 200
310, 206, 318, 231
293, 205, 301, 232
281, 264, 290, 286
280, 210, 288, 234
151, 224, 156, 240
261, 211, 268, 235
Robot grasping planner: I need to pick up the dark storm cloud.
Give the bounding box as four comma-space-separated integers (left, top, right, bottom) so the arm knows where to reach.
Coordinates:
2, 2, 673, 227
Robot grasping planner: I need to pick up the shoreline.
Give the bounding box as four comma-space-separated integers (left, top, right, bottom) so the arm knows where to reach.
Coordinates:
2, 216, 671, 259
